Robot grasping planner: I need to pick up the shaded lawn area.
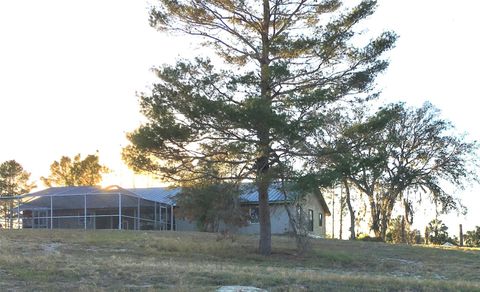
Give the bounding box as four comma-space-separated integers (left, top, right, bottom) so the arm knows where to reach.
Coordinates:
0, 230, 479, 291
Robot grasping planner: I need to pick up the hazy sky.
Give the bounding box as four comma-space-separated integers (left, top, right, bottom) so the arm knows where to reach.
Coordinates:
1, 0, 479, 233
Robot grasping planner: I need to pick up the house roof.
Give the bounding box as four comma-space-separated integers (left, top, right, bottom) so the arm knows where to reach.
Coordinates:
239, 184, 292, 203
239, 184, 331, 216
16, 185, 173, 205
11, 184, 330, 214
24, 186, 110, 197
128, 187, 179, 205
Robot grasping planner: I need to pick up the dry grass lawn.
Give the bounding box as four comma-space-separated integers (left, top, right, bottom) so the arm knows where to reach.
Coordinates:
0, 229, 479, 291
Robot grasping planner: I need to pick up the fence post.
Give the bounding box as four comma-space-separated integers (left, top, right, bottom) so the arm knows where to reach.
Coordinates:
17, 198, 20, 229
118, 194, 122, 230
84, 194, 87, 230
170, 204, 174, 231
137, 198, 140, 230
50, 195, 53, 229
459, 224, 464, 247
154, 202, 157, 230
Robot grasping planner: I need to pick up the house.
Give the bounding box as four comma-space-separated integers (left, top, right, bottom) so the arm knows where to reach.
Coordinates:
1, 184, 330, 237
174, 184, 331, 237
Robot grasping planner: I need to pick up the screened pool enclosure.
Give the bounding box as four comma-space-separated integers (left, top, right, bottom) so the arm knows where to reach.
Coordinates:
0, 186, 177, 230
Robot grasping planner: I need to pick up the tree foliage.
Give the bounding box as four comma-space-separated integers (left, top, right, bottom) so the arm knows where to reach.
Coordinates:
41, 154, 109, 187
464, 226, 480, 247
0, 160, 35, 196
176, 183, 248, 232
426, 219, 450, 245
123, 0, 395, 254
312, 102, 478, 240
0, 160, 35, 229
385, 215, 421, 244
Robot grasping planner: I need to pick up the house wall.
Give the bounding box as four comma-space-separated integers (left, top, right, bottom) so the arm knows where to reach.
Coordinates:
301, 192, 327, 237
175, 217, 198, 232
236, 193, 327, 237
236, 204, 291, 235
175, 192, 328, 237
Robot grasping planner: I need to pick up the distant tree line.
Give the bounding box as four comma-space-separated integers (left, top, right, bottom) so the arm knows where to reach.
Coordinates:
0, 153, 109, 194
0, 153, 109, 228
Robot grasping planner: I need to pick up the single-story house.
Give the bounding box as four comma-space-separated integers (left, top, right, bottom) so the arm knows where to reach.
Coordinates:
175, 184, 331, 237
1, 184, 330, 237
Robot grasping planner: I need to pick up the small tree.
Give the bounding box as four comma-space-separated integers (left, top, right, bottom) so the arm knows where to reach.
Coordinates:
426, 219, 450, 245
176, 183, 248, 233
0, 160, 35, 228
464, 226, 480, 247
41, 153, 109, 187
0, 160, 35, 196
386, 215, 421, 244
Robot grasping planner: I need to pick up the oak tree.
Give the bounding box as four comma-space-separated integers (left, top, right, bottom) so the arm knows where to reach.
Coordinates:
41, 153, 109, 187
325, 103, 478, 240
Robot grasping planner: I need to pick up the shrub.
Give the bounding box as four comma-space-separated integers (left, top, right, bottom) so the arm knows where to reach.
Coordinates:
425, 219, 449, 245
386, 216, 422, 244
464, 226, 480, 247
357, 233, 383, 242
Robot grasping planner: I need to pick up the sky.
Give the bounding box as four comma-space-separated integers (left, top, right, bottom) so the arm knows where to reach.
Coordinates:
0, 0, 479, 235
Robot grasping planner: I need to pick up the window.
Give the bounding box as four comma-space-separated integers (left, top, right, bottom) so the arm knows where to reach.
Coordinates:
249, 207, 259, 224
308, 209, 314, 232
319, 213, 323, 227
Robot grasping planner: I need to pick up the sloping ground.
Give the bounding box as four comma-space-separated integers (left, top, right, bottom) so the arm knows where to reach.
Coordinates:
0, 230, 478, 291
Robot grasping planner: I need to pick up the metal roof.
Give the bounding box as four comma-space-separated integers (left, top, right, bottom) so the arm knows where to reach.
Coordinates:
10, 185, 329, 213
128, 187, 179, 205
239, 184, 331, 215
239, 184, 293, 203
25, 186, 107, 197
128, 185, 294, 205
17, 186, 174, 205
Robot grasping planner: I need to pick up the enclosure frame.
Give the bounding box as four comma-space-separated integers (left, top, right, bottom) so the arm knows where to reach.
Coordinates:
0, 188, 175, 231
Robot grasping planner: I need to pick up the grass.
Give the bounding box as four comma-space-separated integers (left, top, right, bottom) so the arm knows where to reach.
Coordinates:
0, 230, 479, 291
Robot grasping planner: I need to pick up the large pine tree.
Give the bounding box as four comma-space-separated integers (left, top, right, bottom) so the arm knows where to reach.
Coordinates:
123, 0, 395, 255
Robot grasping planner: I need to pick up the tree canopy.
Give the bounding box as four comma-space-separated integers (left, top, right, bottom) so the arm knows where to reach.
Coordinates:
315, 103, 478, 240
41, 153, 109, 187
0, 160, 35, 229
0, 160, 35, 196
123, 0, 396, 254
464, 226, 480, 247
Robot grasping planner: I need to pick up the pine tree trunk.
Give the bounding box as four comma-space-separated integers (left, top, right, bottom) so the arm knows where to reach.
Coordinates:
258, 175, 271, 255
257, 0, 272, 256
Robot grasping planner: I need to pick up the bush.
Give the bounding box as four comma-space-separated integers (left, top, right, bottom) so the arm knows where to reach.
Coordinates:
176, 183, 249, 232
464, 226, 480, 247
357, 233, 383, 242
386, 216, 422, 244
425, 219, 449, 245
